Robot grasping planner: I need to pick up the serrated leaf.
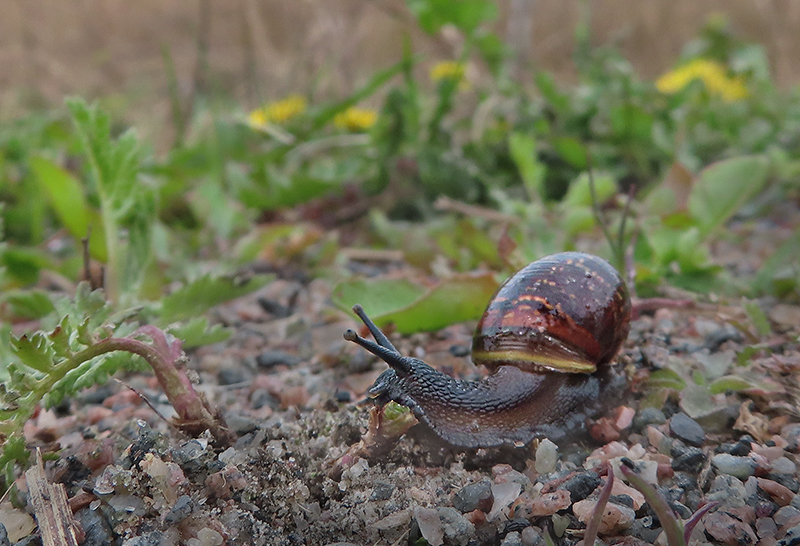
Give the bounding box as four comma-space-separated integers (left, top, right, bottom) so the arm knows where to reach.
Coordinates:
11, 333, 56, 374
159, 273, 273, 324
168, 316, 231, 349
48, 316, 73, 358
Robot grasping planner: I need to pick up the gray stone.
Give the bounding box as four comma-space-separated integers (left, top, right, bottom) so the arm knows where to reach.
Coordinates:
779, 522, 800, 546
669, 412, 706, 446
774, 506, 800, 527
452, 479, 493, 513
671, 446, 706, 472
75, 507, 115, 546
712, 453, 757, 479
501, 531, 523, 546
633, 407, 667, 432
369, 482, 396, 501
557, 472, 601, 502
437, 507, 475, 546
165, 494, 194, 524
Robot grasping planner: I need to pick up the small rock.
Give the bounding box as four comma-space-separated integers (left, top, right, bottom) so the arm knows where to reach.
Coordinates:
712, 454, 757, 479
165, 495, 194, 524
780, 522, 800, 546
414, 507, 444, 546
572, 499, 635, 535
437, 507, 475, 546
225, 413, 258, 435
0, 524, 7, 546
669, 412, 705, 446
633, 407, 667, 432
718, 437, 754, 456
758, 478, 796, 506
452, 480, 493, 513
704, 511, 758, 546
75, 507, 114, 546
534, 439, 558, 474
520, 526, 543, 546
774, 506, 800, 527
488, 482, 522, 521
708, 475, 748, 508
370, 482, 396, 502
671, 446, 706, 472
251, 389, 280, 410
501, 531, 523, 546
557, 472, 601, 502
756, 517, 778, 539
122, 532, 164, 546
792, 495, 800, 510
217, 367, 248, 385
782, 424, 800, 453
773, 457, 798, 475
255, 350, 301, 369
449, 345, 470, 357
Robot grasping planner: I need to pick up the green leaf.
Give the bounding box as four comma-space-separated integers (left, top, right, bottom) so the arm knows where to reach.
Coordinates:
562, 171, 617, 207
159, 273, 273, 324
551, 137, 587, 170
407, 0, 497, 35
708, 375, 756, 395
743, 301, 771, 336
379, 274, 499, 333
332, 279, 427, 319
645, 368, 687, 391
168, 317, 231, 349
2, 290, 55, 320
11, 332, 56, 374
334, 275, 499, 334
29, 156, 107, 261
687, 155, 769, 236
508, 132, 546, 202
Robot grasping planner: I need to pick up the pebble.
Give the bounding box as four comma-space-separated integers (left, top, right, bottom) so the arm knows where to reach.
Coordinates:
122, 532, 164, 546
224, 413, 258, 435
712, 454, 757, 479
704, 511, 758, 546
773, 457, 799, 475
488, 482, 522, 521
756, 517, 778, 539
370, 482, 396, 502
780, 522, 800, 546
75, 507, 115, 546
557, 472, 600, 502
0, 524, 6, 546
782, 424, 800, 453
669, 412, 706, 446
255, 350, 301, 369
708, 475, 748, 508
217, 367, 248, 385
414, 507, 444, 546
437, 507, 475, 546
793, 495, 800, 510
671, 446, 706, 472
632, 407, 666, 432
452, 480, 493, 513
501, 531, 523, 546
165, 495, 194, 524
718, 436, 754, 456
520, 526, 543, 546
534, 439, 558, 474
250, 389, 280, 410
774, 506, 800, 527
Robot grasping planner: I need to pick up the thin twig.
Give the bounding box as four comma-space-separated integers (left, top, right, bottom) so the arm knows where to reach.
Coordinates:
113, 378, 174, 428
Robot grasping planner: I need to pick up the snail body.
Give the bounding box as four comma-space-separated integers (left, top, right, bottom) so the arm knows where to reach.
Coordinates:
343, 252, 631, 448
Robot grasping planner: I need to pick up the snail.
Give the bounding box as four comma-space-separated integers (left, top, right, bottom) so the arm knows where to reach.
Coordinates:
343, 252, 631, 448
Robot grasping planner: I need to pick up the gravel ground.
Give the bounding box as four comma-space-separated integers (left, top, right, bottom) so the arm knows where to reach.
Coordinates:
4, 223, 800, 546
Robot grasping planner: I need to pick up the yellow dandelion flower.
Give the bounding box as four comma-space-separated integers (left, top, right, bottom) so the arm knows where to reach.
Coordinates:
655, 59, 748, 102
429, 61, 470, 90
333, 107, 378, 132
247, 94, 307, 128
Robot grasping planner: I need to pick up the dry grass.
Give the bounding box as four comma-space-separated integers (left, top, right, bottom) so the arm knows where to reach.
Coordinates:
1, 0, 798, 141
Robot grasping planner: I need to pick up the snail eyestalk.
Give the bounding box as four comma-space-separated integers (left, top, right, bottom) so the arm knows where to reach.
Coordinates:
343, 320, 414, 377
